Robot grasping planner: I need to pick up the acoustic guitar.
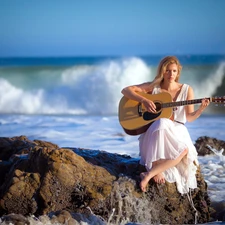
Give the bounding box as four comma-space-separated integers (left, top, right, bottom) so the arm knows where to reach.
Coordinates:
118, 92, 225, 136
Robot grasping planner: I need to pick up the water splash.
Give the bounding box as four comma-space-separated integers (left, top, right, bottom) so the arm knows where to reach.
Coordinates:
108, 176, 157, 224
206, 145, 225, 166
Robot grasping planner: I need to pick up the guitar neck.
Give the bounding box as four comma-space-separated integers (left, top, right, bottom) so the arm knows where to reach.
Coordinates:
162, 97, 211, 108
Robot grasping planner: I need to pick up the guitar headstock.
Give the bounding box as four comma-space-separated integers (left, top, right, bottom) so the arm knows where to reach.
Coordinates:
212, 96, 225, 106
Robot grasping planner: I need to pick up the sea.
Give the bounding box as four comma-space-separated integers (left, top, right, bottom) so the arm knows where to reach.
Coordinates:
0, 55, 225, 224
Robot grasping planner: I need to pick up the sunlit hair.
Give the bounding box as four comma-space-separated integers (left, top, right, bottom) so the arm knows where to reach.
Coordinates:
150, 56, 182, 88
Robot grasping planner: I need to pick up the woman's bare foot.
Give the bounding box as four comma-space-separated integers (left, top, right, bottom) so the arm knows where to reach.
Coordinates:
139, 172, 150, 192
153, 173, 165, 184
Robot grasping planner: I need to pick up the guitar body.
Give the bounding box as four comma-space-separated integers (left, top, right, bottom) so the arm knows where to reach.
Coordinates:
118, 92, 173, 135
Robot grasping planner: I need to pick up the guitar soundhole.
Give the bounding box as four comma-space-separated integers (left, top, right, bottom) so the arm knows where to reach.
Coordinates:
155, 102, 162, 111
143, 101, 162, 121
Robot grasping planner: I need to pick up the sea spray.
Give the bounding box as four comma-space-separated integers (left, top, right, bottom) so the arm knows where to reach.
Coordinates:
207, 145, 225, 166
199, 145, 225, 206
108, 176, 157, 224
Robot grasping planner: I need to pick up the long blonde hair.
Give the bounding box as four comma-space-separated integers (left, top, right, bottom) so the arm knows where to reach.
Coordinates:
150, 56, 182, 88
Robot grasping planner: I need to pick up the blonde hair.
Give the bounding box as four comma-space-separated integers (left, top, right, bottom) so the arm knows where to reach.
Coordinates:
150, 56, 182, 88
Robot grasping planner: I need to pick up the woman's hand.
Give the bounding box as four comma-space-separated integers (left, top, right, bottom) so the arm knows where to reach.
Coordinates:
200, 98, 210, 111
142, 98, 157, 113
186, 98, 210, 122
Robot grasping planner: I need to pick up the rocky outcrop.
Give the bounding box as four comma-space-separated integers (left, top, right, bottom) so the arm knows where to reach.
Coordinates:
0, 135, 217, 224
194, 136, 225, 156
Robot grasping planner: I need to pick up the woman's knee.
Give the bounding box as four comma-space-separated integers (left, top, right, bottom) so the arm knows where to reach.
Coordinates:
181, 148, 188, 157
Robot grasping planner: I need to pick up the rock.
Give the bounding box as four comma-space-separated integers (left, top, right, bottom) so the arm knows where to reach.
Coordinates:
0, 136, 215, 224
0, 136, 33, 161
210, 201, 225, 222
50, 210, 79, 225
195, 136, 225, 156
0, 213, 30, 225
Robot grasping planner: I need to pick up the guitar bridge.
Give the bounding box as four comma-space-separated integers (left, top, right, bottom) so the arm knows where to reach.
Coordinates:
138, 103, 143, 116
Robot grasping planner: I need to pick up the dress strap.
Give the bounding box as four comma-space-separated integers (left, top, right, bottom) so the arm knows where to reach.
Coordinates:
152, 86, 161, 94
175, 84, 189, 102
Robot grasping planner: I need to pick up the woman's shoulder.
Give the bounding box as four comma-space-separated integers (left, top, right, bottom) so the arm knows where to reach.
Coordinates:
183, 83, 194, 91
137, 82, 153, 93
181, 84, 194, 97
180, 83, 192, 90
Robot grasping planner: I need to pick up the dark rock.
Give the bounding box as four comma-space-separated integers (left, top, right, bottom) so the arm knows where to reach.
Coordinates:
210, 201, 225, 222
0, 136, 35, 161
195, 136, 225, 156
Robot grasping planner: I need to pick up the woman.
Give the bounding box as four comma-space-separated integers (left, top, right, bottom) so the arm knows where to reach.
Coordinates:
121, 56, 210, 194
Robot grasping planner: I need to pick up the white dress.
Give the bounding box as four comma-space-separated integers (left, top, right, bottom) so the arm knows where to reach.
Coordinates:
138, 84, 198, 194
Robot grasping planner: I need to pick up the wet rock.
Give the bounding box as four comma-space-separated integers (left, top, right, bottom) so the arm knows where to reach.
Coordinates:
195, 136, 225, 156
0, 213, 30, 225
211, 200, 225, 222
50, 210, 79, 225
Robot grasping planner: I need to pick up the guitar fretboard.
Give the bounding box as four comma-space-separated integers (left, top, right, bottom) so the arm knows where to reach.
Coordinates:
162, 97, 211, 108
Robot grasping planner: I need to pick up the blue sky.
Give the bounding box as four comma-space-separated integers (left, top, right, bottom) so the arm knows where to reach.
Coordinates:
1, 0, 225, 57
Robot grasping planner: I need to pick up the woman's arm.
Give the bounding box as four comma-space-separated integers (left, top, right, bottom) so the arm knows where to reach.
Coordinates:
121, 82, 157, 113
185, 86, 210, 122
121, 82, 152, 101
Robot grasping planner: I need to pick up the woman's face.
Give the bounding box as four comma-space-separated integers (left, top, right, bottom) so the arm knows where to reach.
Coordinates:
163, 63, 178, 83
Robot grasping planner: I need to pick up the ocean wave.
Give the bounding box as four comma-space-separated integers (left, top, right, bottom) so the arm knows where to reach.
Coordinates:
0, 57, 150, 115
0, 57, 225, 115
